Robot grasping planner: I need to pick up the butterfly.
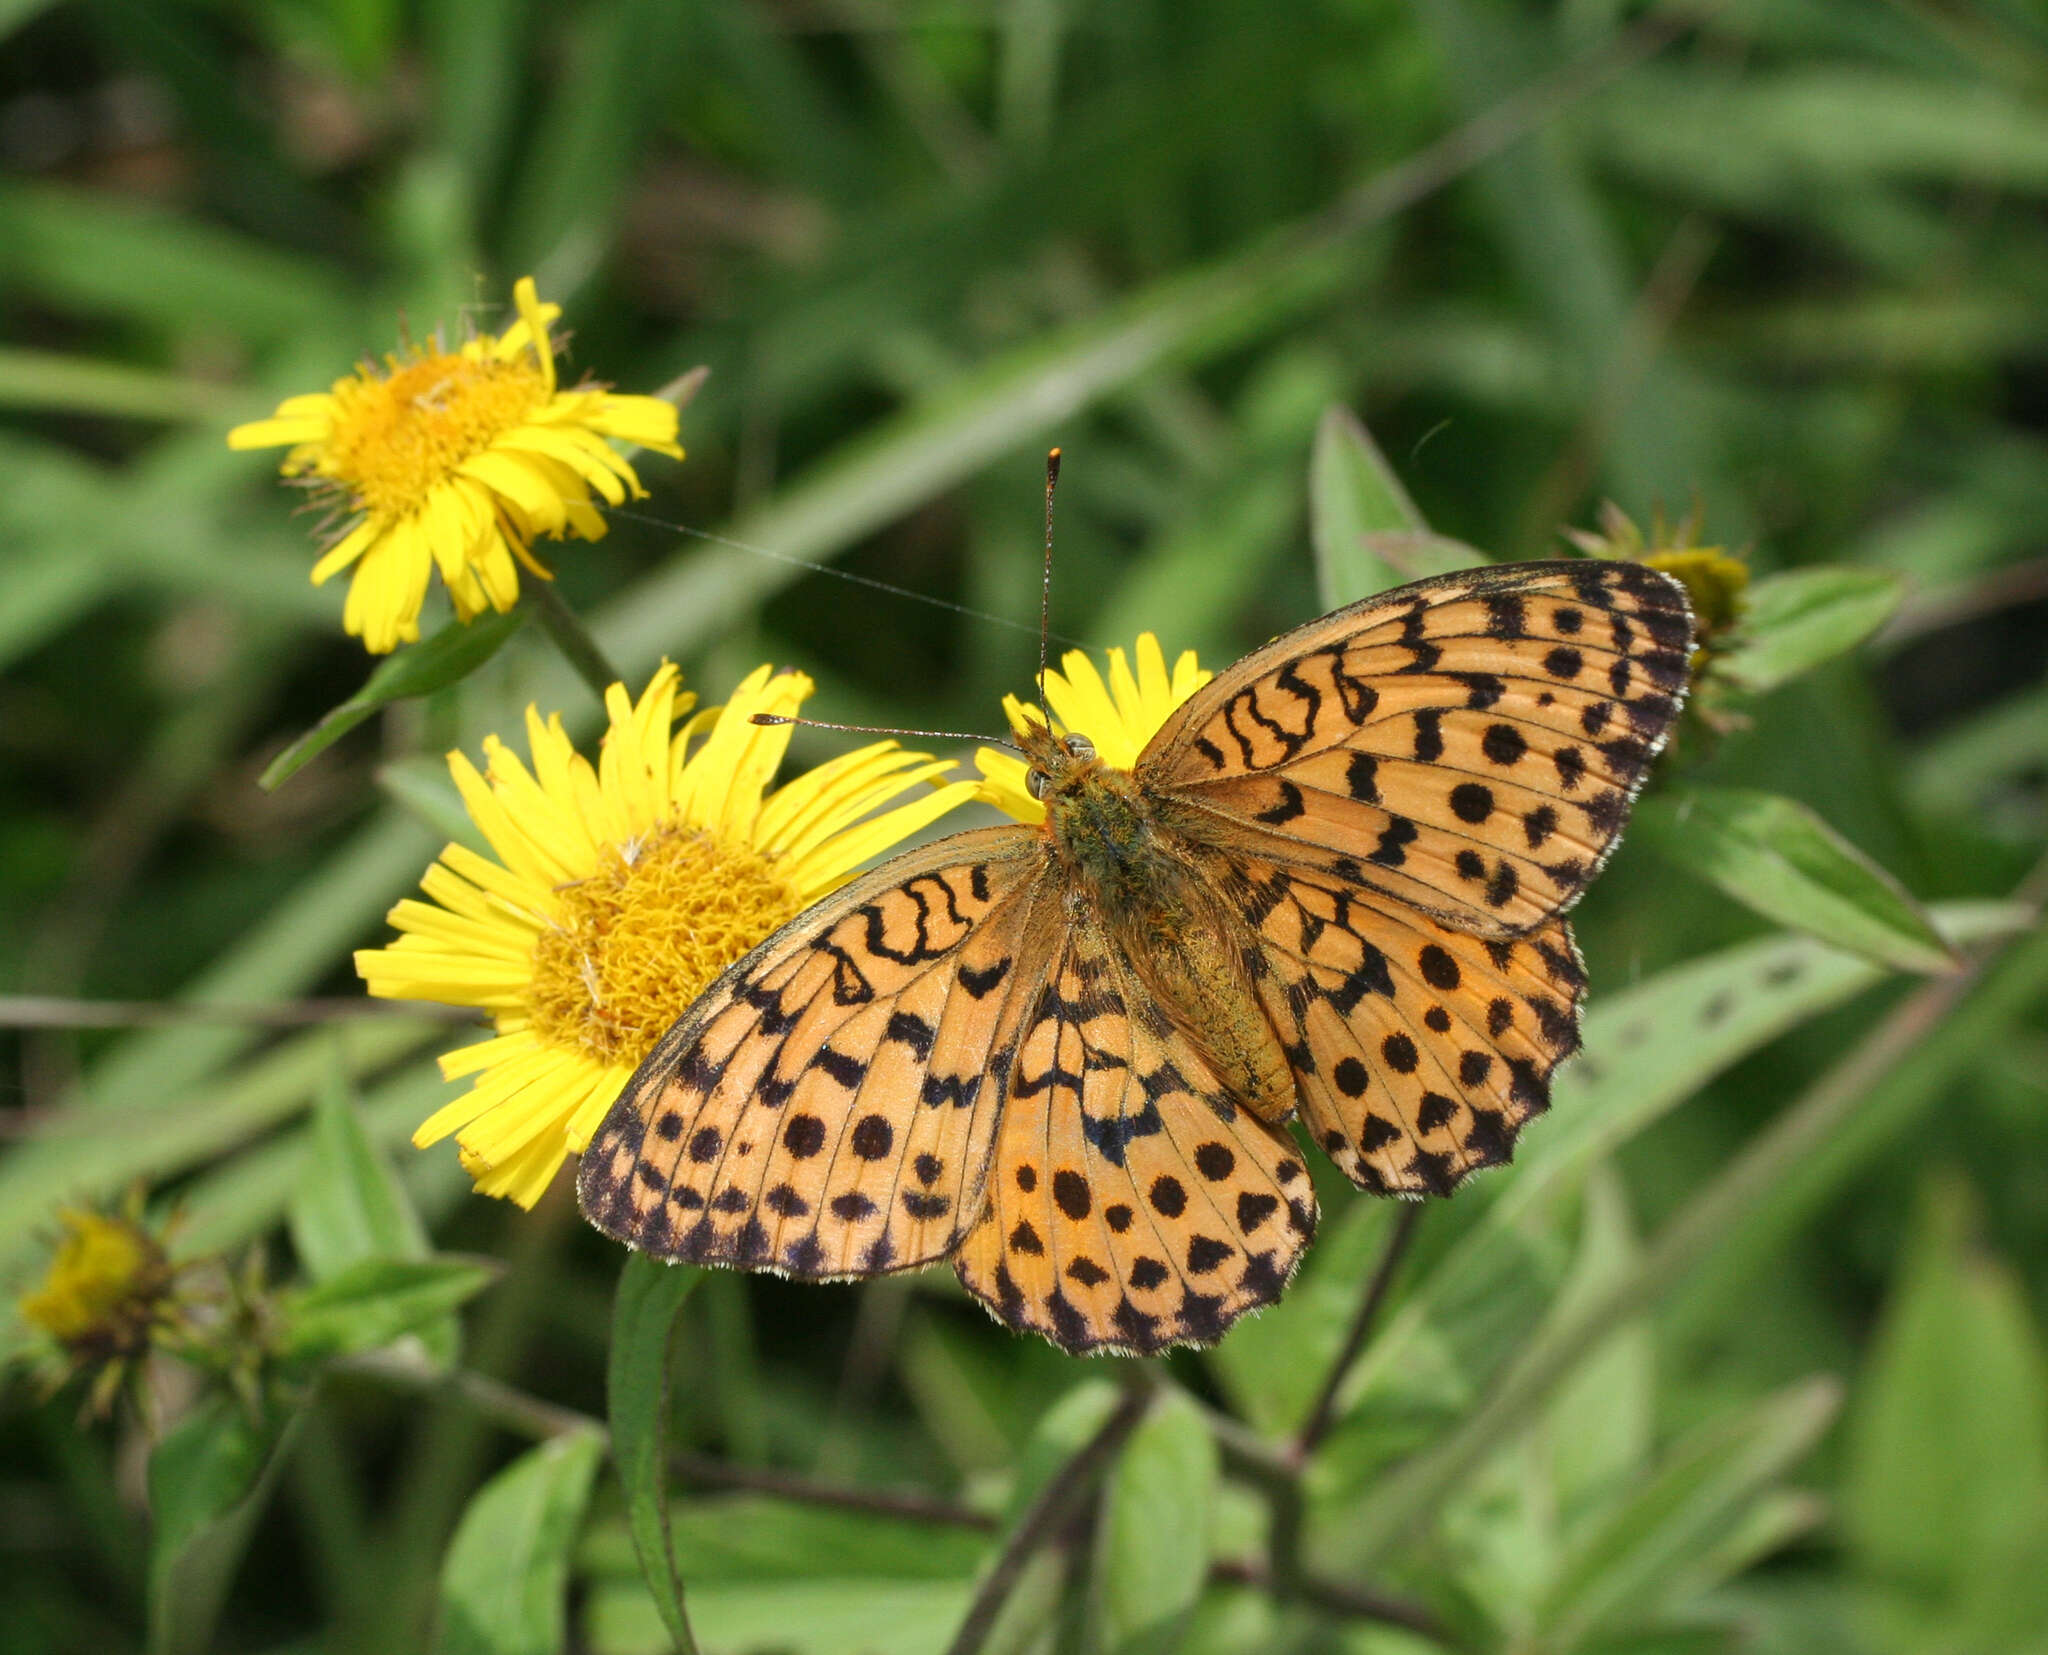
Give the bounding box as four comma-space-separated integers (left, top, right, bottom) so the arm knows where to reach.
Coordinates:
578, 557, 1693, 1355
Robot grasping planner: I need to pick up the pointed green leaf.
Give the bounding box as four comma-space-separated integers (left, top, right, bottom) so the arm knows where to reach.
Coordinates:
1718, 567, 1902, 693
1545, 1166, 1654, 1523
259, 607, 526, 791
276, 1256, 497, 1364
1534, 1377, 1840, 1647
1006, 1380, 1122, 1522
1311, 405, 1425, 606
435, 1429, 606, 1655
1636, 786, 1958, 974
607, 1253, 702, 1655
1094, 1388, 1218, 1653
147, 1398, 298, 1655
288, 1055, 432, 1281
1845, 1178, 2048, 1608
288, 1052, 455, 1366
1361, 529, 1489, 582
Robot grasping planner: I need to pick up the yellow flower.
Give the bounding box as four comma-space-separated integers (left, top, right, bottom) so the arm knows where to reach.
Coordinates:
18, 1208, 172, 1360
229, 276, 682, 655
975, 633, 1210, 824
357, 664, 980, 1207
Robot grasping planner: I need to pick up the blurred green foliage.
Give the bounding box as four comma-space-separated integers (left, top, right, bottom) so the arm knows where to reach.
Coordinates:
2, 2, 2046, 1653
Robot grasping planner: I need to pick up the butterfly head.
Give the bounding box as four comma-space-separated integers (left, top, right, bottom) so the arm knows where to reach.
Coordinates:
1022, 730, 1098, 803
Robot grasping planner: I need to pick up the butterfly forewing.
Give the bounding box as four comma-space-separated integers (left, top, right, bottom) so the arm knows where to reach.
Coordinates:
1143, 561, 1693, 936
952, 914, 1317, 1354
578, 826, 1057, 1278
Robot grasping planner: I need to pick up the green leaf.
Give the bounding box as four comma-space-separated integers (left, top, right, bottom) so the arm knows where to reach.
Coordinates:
0, 345, 242, 421
1006, 1380, 1121, 1522
1203, 1198, 1398, 1436
288, 1052, 455, 1366
1310, 404, 1425, 606
1717, 567, 1903, 693
606, 1253, 702, 1655
377, 755, 493, 855
288, 1056, 433, 1282
1544, 1166, 1653, 1524
1359, 529, 1490, 582
1844, 1177, 2048, 1618
1533, 1377, 1840, 1648
435, 1429, 606, 1655
579, 1497, 991, 1584
276, 1257, 498, 1364
1094, 1388, 1218, 1653
584, 1579, 974, 1655
0, 179, 346, 341
146, 1398, 299, 1655
1635, 786, 1958, 974
1320, 902, 2026, 1495
259, 607, 526, 791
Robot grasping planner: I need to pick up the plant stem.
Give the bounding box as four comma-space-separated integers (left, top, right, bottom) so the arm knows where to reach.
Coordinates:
1292, 1203, 1424, 1462
1210, 1558, 1458, 1647
525, 578, 622, 702
942, 1380, 1155, 1655
672, 1454, 995, 1530
0, 996, 471, 1029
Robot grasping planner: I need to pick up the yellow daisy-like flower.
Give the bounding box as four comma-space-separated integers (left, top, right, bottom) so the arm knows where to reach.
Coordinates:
975, 632, 1210, 824
357, 664, 980, 1207
229, 276, 682, 655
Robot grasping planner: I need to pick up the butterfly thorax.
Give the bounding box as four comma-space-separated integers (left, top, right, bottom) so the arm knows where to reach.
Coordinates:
1040, 754, 1296, 1126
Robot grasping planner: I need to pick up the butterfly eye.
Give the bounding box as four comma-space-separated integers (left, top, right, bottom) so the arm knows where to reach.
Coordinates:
1026, 768, 1050, 801
1061, 733, 1096, 760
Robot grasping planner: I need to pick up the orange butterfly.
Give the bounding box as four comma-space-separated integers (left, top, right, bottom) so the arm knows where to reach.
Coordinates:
579, 557, 1692, 1354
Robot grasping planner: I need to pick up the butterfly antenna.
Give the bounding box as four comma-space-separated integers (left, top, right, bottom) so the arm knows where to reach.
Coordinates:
750, 713, 1018, 752
1036, 447, 1061, 717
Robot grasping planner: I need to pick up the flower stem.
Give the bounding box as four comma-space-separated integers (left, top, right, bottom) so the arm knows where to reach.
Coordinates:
524, 579, 622, 702
1291, 1202, 1424, 1462
942, 1377, 1155, 1655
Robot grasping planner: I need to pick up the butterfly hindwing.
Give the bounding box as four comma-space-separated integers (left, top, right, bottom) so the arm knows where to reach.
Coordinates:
1143, 561, 1692, 936
952, 913, 1317, 1355
1212, 853, 1585, 1195
578, 826, 1057, 1278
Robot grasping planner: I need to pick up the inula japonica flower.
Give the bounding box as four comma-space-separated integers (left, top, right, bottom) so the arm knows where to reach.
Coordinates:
229, 277, 682, 654
356, 665, 980, 1206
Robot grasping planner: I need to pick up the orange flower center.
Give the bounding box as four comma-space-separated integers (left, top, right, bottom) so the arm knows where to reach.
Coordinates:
321, 350, 549, 520
526, 823, 803, 1069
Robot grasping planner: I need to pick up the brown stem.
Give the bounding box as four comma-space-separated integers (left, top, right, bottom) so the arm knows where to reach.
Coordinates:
942, 1380, 1155, 1655
1292, 1202, 1425, 1462
671, 1453, 994, 1530
1210, 1558, 1459, 1647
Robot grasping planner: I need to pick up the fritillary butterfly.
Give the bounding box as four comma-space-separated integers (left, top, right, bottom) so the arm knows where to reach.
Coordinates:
579, 557, 1693, 1354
